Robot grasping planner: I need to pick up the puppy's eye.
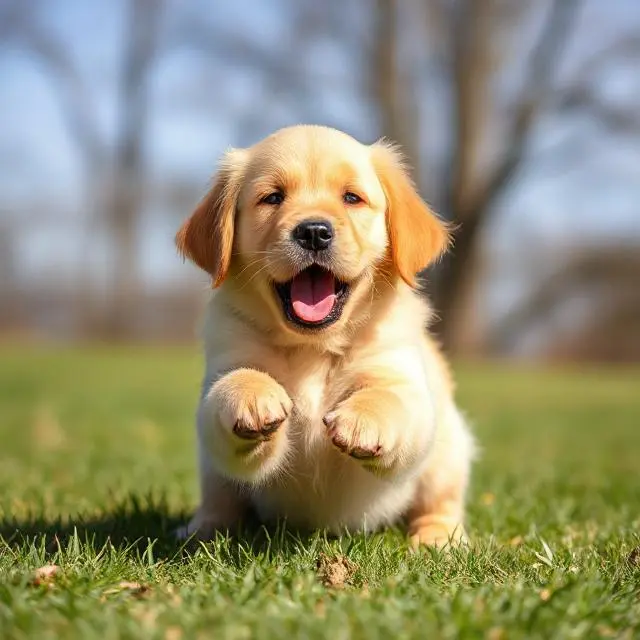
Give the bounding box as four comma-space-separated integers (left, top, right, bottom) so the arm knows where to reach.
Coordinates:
260, 191, 285, 206
343, 191, 363, 205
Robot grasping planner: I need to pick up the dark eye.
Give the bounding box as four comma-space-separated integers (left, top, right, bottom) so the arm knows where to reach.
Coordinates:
343, 191, 363, 205
261, 191, 285, 206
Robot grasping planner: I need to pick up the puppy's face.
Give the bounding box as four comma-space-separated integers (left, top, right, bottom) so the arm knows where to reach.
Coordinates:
177, 126, 448, 337
233, 129, 390, 331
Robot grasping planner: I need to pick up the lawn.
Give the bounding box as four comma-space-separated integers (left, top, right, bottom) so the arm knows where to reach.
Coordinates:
0, 345, 638, 639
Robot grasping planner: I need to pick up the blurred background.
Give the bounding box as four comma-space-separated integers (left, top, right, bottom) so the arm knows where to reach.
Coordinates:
0, 0, 638, 361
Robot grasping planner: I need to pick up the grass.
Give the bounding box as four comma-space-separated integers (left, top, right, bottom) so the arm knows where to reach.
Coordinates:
0, 344, 639, 639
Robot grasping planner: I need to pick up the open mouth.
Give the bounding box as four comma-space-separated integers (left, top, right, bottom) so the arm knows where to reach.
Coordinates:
274, 265, 350, 329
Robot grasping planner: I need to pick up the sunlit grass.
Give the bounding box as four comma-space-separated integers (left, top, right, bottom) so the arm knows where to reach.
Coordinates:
1, 345, 639, 638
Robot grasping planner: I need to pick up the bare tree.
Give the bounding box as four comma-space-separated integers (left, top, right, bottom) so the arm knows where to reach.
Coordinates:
3, 0, 352, 338
3, 0, 165, 338
4, 0, 636, 351
371, 0, 422, 177
106, 0, 164, 338
433, 0, 581, 350
367, 0, 582, 351
1, 0, 108, 332
178, 0, 347, 145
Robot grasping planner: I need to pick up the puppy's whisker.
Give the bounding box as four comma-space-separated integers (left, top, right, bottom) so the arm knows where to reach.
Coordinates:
375, 271, 394, 292
235, 250, 272, 258
235, 257, 270, 280
237, 261, 273, 291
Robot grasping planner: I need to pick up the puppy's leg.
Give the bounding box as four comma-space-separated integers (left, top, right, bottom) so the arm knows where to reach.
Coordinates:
200, 368, 293, 483
176, 452, 248, 541
407, 406, 474, 548
323, 371, 434, 479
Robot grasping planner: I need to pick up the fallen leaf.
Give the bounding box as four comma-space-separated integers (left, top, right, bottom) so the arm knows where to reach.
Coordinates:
539, 588, 552, 602
509, 535, 524, 547
31, 565, 60, 587
118, 581, 144, 590
103, 581, 151, 598
316, 553, 357, 588
627, 546, 640, 567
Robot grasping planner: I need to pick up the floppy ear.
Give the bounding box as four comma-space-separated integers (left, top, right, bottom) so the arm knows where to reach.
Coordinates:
371, 141, 450, 287
175, 148, 247, 287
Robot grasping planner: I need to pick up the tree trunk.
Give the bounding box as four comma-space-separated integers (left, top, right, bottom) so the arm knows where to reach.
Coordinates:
105, 0, 163, 338
429, 0, 581, 353
426, 0, 494, 351
373, 0, 421, 175
428, 211, 483, 351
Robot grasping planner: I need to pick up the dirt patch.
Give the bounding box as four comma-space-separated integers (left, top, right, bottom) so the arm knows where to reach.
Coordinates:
316, 553, 357, 588
31, 564, 60, 587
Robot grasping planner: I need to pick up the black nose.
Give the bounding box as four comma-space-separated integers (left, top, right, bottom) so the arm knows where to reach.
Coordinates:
292, 219, 334, 251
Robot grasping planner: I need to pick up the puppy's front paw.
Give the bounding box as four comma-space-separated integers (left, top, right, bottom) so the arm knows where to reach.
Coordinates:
323, 389, 401, 471
203, 368, 293, 480
212, 369, 292, 440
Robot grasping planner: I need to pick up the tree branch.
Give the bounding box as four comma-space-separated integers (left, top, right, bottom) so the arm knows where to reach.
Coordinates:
557, 85, 640, 136
105, 0, 165, 337
473, 0, 582, 217
553, 33, 640, 136
444, 0, 495, 220
421, 0, 454, 66
562, 33, 640, 93
5, 14, 105, 169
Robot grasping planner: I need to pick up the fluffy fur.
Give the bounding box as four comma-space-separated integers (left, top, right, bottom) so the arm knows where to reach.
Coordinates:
176, 125, 474, 547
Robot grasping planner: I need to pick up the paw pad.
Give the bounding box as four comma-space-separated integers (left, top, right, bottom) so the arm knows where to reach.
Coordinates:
323, 414, 382, 460
233, 417, 284, 440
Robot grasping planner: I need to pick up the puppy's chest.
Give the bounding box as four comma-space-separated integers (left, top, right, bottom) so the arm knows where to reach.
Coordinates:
281, 354, 342, 437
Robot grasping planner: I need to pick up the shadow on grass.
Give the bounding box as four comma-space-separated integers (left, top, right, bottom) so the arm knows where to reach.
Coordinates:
0, 494, 326, 559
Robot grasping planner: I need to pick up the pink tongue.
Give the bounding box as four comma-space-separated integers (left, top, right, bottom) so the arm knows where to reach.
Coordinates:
290, 270, 336, 323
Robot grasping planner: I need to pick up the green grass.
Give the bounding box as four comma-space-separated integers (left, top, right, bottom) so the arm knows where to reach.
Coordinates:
0, 345, 639, 639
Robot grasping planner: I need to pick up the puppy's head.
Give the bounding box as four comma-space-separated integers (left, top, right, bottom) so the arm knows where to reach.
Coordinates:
176, 126, 448, 337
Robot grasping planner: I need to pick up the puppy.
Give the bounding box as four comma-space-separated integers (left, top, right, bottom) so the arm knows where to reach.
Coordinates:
176, 125, 474, 547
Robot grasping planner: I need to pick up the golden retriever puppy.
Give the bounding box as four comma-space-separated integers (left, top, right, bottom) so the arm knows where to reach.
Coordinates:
176, 125, 474, 547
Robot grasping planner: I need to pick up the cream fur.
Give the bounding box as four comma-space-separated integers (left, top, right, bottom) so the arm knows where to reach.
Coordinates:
176, 125, 474, 546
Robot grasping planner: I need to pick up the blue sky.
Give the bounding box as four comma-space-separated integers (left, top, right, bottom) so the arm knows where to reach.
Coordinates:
1, 0, 639, 298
